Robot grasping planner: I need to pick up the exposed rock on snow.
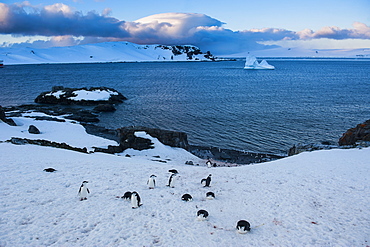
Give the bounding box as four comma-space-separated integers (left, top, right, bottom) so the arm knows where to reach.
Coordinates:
7, 137, 89, 153
244, 55, 275, 69
339, 119, 370, 146
35, 86, 127, 105
117, 126, 189, 150
28, 125, 40, 134
189, 145, 283, 164
0, 105, 17, 126
4, 104, 98, 123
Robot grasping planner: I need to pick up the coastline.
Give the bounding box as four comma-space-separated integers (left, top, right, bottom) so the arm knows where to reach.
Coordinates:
3, 103, 285, 165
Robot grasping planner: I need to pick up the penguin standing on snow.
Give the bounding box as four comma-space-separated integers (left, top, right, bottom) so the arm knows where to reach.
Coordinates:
78, 181, 90, 201
197, 209, 209, 221
131, 191, 142, 209
147, 175, 157, 189
206, 160, 212, 168
121, 191, 132, 200
201, 174, 212, 187
167, 173, 177, 188
236, 220, 251, 234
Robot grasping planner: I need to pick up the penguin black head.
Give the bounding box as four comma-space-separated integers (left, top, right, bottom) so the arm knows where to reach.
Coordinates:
169, 169, 178, 174
150, 174, 157, 178
197, 209, 209, 220
206, 192, 215, 199
181, 194, 193, 202
236, 220, 251, 233
43, 168, 57, 172
122, 191, 132, 200
82, 181, 88, 183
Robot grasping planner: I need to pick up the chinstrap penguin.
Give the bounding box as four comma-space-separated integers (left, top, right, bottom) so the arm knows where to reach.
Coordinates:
236, 220, 251, 234
167, 173, 177, 188
181, 194, 193, 201
121, 191, 132, 200
147, 174, 157, 189
201, 174, 212, 187
206, 192, 215, 200
197, 209, 209, 221
78, 181, 90, 201
131, 191, 142, 208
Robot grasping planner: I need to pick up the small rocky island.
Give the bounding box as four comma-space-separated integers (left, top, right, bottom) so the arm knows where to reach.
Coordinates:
35, 86, 127, 105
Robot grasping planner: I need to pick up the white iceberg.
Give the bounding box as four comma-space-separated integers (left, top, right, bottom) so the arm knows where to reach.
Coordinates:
244, 55, 275, 69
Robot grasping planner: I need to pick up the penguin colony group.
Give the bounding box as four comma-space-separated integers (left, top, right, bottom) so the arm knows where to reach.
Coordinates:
77, 167, 251, 234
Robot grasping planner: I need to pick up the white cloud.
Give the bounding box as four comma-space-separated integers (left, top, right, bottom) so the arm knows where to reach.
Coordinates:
0, 2, 369, 54
43, 3, 74, 16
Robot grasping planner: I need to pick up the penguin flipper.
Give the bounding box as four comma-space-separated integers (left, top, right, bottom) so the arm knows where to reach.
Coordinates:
87, 188, 90, 194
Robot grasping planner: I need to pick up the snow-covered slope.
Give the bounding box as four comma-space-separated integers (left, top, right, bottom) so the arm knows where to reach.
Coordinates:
224, 47, 370, 59
0, 114, 369, 246
0, 42, 214, 65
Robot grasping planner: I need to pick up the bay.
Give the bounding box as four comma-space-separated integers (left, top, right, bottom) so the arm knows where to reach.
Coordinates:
1, 60, 369, 155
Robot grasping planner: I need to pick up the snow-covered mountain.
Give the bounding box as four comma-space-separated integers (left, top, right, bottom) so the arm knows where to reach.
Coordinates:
223, 47, 370, 59
0, 42, 215, 65
0, 110, 369, 246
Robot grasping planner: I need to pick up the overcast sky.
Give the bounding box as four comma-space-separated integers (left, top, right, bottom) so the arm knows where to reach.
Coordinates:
1, 0, 370, 54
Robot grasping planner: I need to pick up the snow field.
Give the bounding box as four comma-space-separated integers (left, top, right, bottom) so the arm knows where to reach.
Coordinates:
0, 115, 369, 246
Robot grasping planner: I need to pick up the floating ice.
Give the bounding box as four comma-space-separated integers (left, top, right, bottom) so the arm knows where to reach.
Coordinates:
244, 55, 275, 70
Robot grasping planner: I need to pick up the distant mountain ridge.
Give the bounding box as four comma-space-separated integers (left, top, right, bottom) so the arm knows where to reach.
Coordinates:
0, 42, 215, 65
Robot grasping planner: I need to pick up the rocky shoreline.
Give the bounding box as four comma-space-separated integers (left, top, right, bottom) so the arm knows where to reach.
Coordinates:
1, 101, 285, 165
2, 86, 369, 165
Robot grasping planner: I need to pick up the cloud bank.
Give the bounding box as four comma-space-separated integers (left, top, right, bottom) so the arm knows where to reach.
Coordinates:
1, 2, 370, 54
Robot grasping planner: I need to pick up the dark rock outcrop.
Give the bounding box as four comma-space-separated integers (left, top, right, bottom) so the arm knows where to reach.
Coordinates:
4, 104, 99, 123
0, 105, 5, 120
0, 105, 17, 126
189, 145, 283, 164
93, 104, 116, 112
7, 137, 88, 153
117, 126, 189, 151
28, 125, 40, 134
35, 86, 127, 105
287, 142, 337, 156
338, 119, 370, 146
65, 110, 99, 123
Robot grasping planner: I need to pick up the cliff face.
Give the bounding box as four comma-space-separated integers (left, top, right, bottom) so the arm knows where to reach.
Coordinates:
338, 120, 370, 146
117, 126, 189, 151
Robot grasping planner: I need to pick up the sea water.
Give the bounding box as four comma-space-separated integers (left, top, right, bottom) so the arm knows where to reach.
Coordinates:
1, 60, 369, 155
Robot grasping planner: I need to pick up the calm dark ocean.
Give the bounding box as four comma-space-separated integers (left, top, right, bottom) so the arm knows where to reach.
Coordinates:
1, 60, 370, 155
